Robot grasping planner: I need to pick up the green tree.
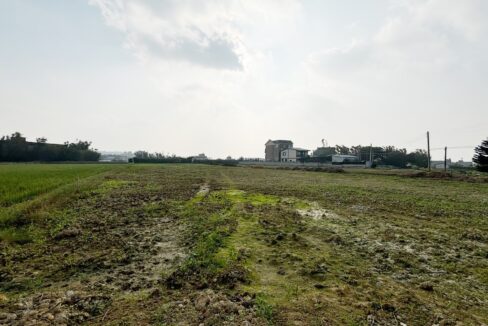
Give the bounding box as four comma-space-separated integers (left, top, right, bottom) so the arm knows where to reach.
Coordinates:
380, 147, 408, 167
407, 149, 428, 168
473, 138, 488, 172
313, 146, 336, 157
134, 151, 150, 159
335, 145, 350, 155
0, 132, 99, 162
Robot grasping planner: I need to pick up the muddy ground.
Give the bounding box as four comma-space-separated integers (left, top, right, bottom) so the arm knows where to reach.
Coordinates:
0, 164, 487, 325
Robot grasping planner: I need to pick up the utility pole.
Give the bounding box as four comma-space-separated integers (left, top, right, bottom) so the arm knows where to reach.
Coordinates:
444, 146, 447, 172
427, 131, 431, 172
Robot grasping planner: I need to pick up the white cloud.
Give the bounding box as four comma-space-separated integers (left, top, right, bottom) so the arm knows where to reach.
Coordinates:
84, 0, 309, 157
89, 0, 302, 71
388, 0, 487, 42
302, 0, 488, 156
90, 0, 244, 70
5, 0, 484, 159
307, 0, 488, 88
88, 0, 305, 111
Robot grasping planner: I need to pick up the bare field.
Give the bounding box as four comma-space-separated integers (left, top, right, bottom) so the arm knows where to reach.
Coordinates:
0, 164, 487, 325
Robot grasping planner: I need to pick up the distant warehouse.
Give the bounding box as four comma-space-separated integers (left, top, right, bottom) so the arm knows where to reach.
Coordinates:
331, 154, 360, 164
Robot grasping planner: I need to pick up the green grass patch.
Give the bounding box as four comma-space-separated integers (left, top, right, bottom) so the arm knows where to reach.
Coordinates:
0, 164, 127, 242
0, 164, 112, 207
255, 293, 275, 322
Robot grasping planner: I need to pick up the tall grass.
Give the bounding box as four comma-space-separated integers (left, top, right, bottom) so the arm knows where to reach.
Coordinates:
0, 164, 110, 207
0, 164, 116, 242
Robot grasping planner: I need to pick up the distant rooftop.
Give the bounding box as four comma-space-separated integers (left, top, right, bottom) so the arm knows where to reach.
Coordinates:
333, 154, 358, 158
284, 147, 309, 151
267, 139, 293, 144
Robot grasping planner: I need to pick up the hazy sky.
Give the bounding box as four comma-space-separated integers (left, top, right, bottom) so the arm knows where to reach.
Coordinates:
1, 0, 487, 160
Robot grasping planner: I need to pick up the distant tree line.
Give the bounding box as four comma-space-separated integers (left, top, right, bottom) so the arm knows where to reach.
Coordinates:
311, 145, 429, 168
0, 132, 100, 162
130, 151, 191, 163
129, 151, 238, 166
132, 151, 201, 162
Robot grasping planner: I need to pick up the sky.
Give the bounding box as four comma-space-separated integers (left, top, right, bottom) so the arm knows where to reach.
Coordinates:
1, 0, 487, 160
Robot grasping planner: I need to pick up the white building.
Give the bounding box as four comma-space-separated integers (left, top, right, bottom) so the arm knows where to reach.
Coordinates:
432, 159, 451, 169
280, 148, 309, 162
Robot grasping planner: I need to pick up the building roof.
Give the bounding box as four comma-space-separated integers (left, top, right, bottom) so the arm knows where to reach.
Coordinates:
266, 139, 293, 145
332, 154, 358, 158
282, 147, 309, 152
